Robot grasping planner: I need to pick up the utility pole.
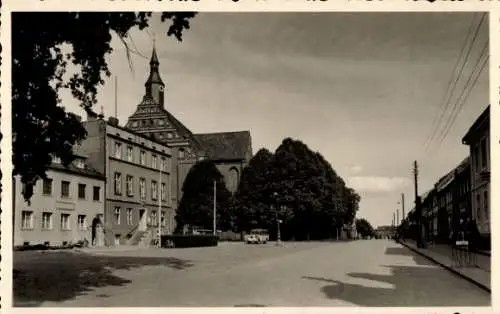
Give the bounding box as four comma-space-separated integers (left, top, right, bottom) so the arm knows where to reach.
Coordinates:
396, 209, 399, 227
158, 167, 162, 248
413, 160, 425, 248
392, 212, 395, 227
213, 180, 217, 235
401, 193, 405, 222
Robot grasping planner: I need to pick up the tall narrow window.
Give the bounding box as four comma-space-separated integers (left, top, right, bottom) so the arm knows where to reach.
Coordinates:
161, 211, 166, 227
60, 214, 71, 230
93, 186, 101, 201
152, 181, 158, 200
140, 150, 146, 165
161, 157, 166, 171
140, 178, 146, 200
127, 208, 133, 225
78, 215, 87, 230
114, 141, 122, 159
114, 172, 122, 195
126, 175, 134, 196
42, 212, 53, 230
127, 146, 133, 162
21, 211, 34, 229
43, 179, 52, 195
161, 182, 167, 202
151, 210, 157, 226
61, 181, 70, 198
78, 184, 86, 199
114, 207, 121, 225
152, 154, 158, 169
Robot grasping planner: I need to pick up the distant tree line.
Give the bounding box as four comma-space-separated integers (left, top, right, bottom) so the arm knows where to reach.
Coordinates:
355, 218, 376, 238
175, 138, 361, 241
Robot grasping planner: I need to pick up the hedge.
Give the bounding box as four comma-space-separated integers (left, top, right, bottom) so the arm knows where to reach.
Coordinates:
161, 235, 218, 248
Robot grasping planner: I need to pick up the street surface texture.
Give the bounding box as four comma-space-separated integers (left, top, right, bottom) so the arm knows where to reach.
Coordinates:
13, 239, 490, 307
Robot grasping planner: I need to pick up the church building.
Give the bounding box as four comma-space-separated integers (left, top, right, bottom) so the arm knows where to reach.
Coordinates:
125, 47, 253, 208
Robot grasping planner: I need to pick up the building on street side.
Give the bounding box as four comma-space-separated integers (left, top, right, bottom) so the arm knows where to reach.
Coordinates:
80, 112, 173, 247
462, 105, 490, 250
13, 154, 105, 247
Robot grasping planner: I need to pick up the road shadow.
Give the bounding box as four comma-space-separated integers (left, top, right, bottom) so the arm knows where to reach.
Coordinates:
385, 245, 438, 266
13, 251, 194, 307
302, 253, 490, 307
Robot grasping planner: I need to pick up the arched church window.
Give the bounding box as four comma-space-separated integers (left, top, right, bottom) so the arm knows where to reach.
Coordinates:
179, 149, 185, 159
228, 167, 239, 193
158, 119, 164, 126
167, 133, 173, 139
132, 121, 138, 128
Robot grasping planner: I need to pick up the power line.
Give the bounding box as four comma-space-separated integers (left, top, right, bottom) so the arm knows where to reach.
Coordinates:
422, 13, 477, 153
424, 13, 486, 154
433, 50, 488, 150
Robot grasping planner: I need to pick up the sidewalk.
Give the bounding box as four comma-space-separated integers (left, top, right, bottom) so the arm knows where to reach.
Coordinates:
399, 239, 490, 292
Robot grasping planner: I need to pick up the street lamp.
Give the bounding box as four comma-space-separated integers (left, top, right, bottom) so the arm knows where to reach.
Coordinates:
273, 192, 281, 246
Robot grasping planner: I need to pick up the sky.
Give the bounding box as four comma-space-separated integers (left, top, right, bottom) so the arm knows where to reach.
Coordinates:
61, 12, 490, 228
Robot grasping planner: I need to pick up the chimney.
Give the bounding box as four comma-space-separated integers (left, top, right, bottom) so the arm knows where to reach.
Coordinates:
108, 117, 119, 127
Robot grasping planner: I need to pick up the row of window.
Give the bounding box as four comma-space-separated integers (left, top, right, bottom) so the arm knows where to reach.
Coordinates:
113, 172, 169, 201
21, 211, 88, 231
113, 207, 167, 226
31, 179, 101, 201
114, 141, 172, 169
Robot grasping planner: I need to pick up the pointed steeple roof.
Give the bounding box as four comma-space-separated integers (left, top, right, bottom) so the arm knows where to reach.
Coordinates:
145, 45, 164, 87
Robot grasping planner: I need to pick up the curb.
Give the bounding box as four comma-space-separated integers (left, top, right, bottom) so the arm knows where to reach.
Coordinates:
398, 240, 491, 293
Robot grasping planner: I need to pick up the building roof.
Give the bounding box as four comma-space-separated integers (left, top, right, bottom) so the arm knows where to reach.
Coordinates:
435, 157, 469, 191
462, 105, 490, 145
50, 161, 105, 180
194, 131, 252, 161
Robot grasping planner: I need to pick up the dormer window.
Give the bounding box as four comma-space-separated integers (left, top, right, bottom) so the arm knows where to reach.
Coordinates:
75, 159, 85, 169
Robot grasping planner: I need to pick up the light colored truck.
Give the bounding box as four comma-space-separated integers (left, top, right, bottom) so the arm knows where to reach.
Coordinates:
244, 229, 269, 244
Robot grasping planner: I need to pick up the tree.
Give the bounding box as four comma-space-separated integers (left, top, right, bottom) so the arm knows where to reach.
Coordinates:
174, 161, 233, 233
355, 218, 376, 238
234, 148, 275, 232
12, 12, 196, 201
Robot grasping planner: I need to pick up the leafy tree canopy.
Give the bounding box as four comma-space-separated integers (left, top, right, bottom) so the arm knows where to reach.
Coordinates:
234, 137, 361, 241
175, 161, 233, 233
12, 12, 196, 201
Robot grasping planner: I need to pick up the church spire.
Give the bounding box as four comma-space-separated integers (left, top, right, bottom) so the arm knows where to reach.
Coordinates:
145, 43, 165, 107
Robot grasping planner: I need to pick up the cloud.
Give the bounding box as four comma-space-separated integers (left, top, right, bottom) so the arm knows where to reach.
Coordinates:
347, 176, 411, 193
349, 165, 363, 174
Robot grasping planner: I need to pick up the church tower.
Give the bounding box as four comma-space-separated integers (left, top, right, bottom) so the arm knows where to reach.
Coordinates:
145, 45, 165, 107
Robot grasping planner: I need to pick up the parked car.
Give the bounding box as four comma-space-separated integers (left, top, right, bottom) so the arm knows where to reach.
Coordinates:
244, 229, 269, 244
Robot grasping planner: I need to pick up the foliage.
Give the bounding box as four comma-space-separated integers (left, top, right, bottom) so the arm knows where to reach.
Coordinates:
233, 138, 361, 241
355, 218, 376, 238
174, 161, 233, 233
233, 148, 275, 231
12, 12, 196, 201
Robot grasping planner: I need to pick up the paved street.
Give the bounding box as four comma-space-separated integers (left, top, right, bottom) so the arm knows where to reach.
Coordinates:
14, 239, 490, 307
